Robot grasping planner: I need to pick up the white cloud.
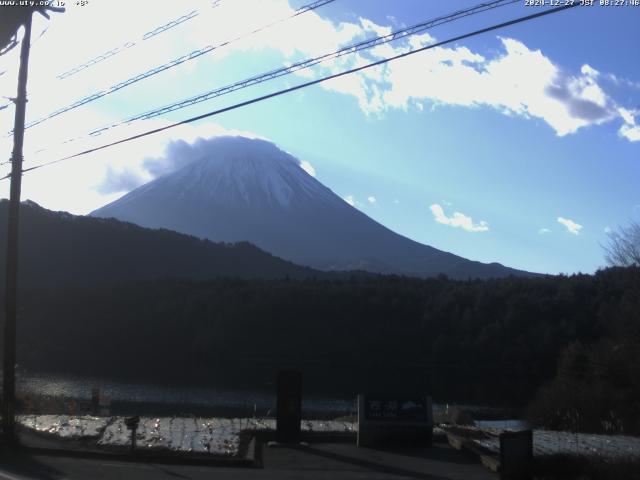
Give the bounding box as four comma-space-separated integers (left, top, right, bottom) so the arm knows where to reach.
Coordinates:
367, 196, 377, 204
344, 195, 355, 206
0, 0, 384, 164
620, 124, 640, 142
2, 1, 637, 217
429, 204, 489, 233
0, 119, 263, 214
538, 228, 551, 234
299, 160, 316, 177
581, 64, 600, 78
359, 18, 392, 38
303, 30, 632, 138
185, 0, 366, 60
618, 108, 640, 142
557, 216, 583, 235
6, 0, 636, 184
380, 39, 619, 135
619, 107, 635, 125
408, 32, 436, 50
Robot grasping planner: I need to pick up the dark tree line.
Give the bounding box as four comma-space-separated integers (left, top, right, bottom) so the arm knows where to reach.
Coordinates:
0, 200, 322, 291
7, 266, 639, 430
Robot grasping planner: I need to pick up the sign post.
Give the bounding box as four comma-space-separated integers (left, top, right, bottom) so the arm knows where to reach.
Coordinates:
357, 395, 433, 448
91, 387, 100, 415
98, 393, 111, 416
124, 416, 140, 453
276, 370, 302, 444
500, 430, 533, 480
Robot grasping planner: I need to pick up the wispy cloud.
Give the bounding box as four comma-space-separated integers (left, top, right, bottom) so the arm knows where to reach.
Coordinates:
558, 216, 583, 235
606, 73, 640, 90
95, 122, 265, 195
538, 228, 551, 235
430, 204, 489, 233
367, 196, 377, 204
96, 164, 147, 195
299, 160, 316, 177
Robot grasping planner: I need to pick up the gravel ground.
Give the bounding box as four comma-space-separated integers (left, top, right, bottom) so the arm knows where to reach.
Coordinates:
17, 415, 357, 457
446, 424, 640, 460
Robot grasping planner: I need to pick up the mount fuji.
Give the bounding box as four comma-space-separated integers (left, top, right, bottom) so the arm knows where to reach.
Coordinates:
91, 136, 529, 279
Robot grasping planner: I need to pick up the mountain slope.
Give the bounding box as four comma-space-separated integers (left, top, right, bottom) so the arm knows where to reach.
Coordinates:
92, 136, 530, 279
0, 200, 319, 289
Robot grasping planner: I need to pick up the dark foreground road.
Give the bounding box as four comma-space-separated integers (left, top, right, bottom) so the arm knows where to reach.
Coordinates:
0, 441, 496, 479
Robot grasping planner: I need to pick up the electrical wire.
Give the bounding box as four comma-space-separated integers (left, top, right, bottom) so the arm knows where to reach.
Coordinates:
19, 0, 520, 153
0, 3, 577, 182
0, 25, 48, 113
85, 0, 520, 137
17, 0, 335, 132
56, 2, 221, 80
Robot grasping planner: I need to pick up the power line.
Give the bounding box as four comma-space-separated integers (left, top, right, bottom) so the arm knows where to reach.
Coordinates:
56, 42, 136, 81
31, 24, 49, 47
0, 24, 47, 109
85, 0, 519, 138
21, 0, 519, 153
56, 2, 221, 80
141, 8, 202, 41
0, 2, 577, 182
0, 23, 51, 109
17, 0, 335, 133
0, 24, 51, 112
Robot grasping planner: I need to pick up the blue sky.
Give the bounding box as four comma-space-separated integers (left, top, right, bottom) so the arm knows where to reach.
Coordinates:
0, 0, 638, 275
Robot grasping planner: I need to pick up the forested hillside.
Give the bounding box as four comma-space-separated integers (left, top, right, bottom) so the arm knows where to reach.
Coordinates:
0, 200, 321, 288
14, 266, 640, 429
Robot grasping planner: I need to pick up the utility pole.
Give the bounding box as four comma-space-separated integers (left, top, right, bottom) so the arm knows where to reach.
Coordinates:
2, 10, 32, 446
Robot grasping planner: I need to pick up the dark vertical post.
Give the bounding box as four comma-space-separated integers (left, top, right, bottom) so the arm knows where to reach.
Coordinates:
2, 12, 32, 445
131, 425, 137, 452
500, 429, 533, 480
276, 370, 302, 444
91, 387, 100, 416
124, 416, 140, 454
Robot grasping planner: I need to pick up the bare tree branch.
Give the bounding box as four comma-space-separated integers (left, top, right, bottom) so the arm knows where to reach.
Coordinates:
603, 220, 640, 267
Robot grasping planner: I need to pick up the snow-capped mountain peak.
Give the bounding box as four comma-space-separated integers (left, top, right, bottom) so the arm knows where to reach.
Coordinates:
92, 135, 528, 279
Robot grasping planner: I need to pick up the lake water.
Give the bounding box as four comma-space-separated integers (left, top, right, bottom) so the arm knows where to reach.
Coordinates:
16, 373, 518, 422
16, 373, 357, 417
